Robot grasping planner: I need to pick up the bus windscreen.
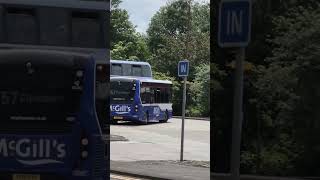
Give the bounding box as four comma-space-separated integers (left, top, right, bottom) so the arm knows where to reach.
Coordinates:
110, 81, 135, 104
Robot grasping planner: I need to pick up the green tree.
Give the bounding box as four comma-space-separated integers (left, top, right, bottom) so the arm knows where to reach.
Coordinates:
242, 3, 320, 176
146, 0, 210, 116
147, 0, 210, 79
266, 5, 320, 175
111, 0, 150, 60
187, 64, 210, 116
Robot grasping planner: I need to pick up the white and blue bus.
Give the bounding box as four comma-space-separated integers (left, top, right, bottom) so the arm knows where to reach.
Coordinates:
110, 60, 152, 78
110, 77, 173, 124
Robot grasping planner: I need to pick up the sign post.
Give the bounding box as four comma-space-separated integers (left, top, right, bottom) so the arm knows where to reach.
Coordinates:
218, 0, 251, 179
178, 60, 189, 162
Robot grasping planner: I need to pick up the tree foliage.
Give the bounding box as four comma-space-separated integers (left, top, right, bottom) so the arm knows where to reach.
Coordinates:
188, 64, 210, 117
110, 1, 150, 60
238, 1, 320, 176
145, 0, 210, 116
147, 0, 210, 79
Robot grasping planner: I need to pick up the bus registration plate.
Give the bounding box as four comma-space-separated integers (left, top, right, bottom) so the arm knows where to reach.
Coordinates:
13, 174, 40, 180
114, 116, 123, 120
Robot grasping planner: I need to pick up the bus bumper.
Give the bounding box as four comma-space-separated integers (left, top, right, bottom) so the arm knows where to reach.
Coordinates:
0, 172, 106, 180
111, 115, 142, 123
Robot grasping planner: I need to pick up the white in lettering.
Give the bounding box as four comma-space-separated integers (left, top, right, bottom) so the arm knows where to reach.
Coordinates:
227, 10, 243, 35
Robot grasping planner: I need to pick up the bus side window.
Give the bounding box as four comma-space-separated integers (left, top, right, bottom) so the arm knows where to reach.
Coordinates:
132, 65, 142, 77
161, 88, 167, 103
150, 87, 155, 104
155, 88, 161, 103
141, 87, 146, 104
145, 87, 151, 104
122, 64, 132, 76
111, 64, 122, 76
169, 86, 172, 103
142, 65, 151, 77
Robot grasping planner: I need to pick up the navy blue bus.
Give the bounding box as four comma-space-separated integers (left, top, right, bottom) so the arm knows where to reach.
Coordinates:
0, 50, 108, 180
110, 77, 173, 124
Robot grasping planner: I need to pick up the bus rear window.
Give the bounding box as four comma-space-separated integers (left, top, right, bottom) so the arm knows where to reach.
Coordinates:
0, 65, 82, 123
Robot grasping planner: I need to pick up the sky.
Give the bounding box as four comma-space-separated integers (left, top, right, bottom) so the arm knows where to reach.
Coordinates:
120, 0, 209, 34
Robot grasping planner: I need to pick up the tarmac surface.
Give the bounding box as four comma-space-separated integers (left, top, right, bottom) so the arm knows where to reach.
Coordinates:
110, 118, 210, 161
110, 118, 210, 180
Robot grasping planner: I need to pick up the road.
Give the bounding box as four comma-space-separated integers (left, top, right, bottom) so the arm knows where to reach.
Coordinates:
110, 118, 210, 161
111, 173, 150, 180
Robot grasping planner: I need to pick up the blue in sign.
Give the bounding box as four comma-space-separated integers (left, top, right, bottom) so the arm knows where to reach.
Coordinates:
178, 60, 189, 77
218, 0, 252, 47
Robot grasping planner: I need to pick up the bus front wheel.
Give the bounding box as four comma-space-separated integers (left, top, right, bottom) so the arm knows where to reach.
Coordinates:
160, 110, 169, 123
141, 112, 149, 125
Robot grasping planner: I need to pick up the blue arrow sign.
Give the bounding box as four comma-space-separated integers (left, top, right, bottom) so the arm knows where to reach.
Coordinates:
178, 60, 189, 77
218, 0, 252, 47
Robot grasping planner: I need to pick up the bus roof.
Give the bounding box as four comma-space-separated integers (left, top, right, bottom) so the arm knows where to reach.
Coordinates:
0, 0, 110, 10
140, 78, 172, 85
111, 76, 172, 85
111, 60, 151, 66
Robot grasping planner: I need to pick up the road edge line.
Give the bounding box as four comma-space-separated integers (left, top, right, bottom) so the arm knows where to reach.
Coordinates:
110, 170, 172, 180
172, 116, 210, 121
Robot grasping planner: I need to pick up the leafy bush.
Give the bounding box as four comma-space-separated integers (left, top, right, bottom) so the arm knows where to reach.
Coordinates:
187, 63, 210, 117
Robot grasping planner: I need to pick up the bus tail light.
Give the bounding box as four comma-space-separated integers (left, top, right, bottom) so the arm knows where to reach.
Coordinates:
73, 69, 84, 90
81, 151, 89, 158
96, 63, 108, 82
81, 138, 89, 146
135, 105, 139, 112
80, 130, 89, 160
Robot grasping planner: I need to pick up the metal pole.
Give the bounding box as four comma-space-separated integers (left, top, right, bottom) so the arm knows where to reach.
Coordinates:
180, 76, 187, 161
231, 48, 245, 180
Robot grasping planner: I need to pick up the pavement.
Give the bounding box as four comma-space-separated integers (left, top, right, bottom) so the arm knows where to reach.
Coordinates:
111, 160, 210, 180
110, 118, 210, 180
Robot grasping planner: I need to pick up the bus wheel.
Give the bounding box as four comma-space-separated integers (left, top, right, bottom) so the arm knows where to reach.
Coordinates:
111, 120, 118, 125
141, 112, 149, 125
160, 111, 169, 123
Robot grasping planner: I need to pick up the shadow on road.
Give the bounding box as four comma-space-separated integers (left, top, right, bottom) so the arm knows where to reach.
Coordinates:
110, 121, 173, 126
